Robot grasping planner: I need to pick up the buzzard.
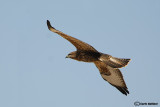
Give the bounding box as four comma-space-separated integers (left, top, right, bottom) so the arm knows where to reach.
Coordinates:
47, 20, 131, 95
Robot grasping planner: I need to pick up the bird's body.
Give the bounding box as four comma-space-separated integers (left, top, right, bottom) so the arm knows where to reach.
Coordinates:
71, 51, 100, 62
47, 20, 131, 96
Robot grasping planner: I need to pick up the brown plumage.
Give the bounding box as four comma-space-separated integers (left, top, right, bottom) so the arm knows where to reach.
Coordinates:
47, 20, 131, 96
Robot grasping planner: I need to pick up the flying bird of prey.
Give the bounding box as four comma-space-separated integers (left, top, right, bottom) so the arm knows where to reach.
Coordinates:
47, 20, 131, 95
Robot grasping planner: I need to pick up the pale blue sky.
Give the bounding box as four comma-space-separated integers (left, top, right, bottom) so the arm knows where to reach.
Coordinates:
0, 0, 160, 107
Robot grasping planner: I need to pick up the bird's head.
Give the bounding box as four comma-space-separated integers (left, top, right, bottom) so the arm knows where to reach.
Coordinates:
66, 51, 77, 59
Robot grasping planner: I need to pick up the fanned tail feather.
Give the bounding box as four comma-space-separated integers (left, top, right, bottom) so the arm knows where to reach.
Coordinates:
107, 57, 131, 68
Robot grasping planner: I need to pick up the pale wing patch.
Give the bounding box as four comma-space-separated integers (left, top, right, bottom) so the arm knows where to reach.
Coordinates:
94, 61, 126, 87
101, 67, 125, 87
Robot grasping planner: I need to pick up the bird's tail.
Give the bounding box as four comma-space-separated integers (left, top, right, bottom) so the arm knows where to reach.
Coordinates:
100, 54, 131, 68
106, 57, 131, 68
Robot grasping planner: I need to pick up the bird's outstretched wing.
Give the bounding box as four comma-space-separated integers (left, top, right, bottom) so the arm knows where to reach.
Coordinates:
47, 20, 98, 52
94, 61, 129, 95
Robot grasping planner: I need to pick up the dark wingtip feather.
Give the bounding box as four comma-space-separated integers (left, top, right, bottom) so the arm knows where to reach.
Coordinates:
47, 20, 52, 30
46, 20, 55, 30
115, 86, 129, 96
109, 82, 129, 96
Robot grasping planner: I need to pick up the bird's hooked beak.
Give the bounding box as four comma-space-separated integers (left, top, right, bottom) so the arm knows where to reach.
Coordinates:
65, 55, 69, 58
